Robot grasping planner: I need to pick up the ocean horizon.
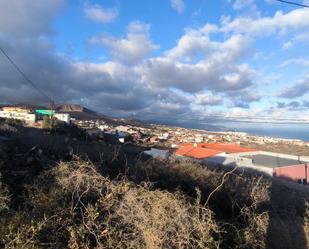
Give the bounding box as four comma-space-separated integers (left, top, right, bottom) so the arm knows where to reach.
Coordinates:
220, 122, 309, 142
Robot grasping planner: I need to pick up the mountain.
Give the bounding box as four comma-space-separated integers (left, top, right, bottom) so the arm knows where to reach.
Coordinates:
0, 103, 47, 110
55, 104, 151, 127
56, 104, 94, 113
56, 104, 111, 121
114, 118, 151, 128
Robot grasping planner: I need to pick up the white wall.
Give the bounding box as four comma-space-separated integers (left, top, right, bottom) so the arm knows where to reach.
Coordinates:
54, 113, 70, 123
0, 111, 36, 123
204, 154, 273, 176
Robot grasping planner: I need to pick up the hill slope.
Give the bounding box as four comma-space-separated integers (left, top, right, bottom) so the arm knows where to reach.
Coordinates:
0, 118, 308, 248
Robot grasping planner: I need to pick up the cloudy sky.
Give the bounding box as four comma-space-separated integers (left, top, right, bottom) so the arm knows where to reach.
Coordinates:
0, 0, 309, 127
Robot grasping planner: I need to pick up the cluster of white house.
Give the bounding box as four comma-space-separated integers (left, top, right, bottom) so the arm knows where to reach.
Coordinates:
0, 107, 70, 123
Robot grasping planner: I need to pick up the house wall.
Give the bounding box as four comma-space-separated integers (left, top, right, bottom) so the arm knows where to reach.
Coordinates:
54, 113, 70, 123
204, 154, 273, 176
273, 164, 309, 184
0, 111, 36, 123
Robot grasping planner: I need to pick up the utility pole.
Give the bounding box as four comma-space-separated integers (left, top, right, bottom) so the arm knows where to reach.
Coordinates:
50, 96, 55, 117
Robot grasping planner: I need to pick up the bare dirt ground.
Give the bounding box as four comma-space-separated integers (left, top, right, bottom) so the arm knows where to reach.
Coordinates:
243, 142, 309, 156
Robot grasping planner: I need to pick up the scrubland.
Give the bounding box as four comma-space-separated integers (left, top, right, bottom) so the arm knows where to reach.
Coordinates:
0, 118, 308, 249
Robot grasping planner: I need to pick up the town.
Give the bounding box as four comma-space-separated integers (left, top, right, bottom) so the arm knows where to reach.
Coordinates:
1, 104, 308, 186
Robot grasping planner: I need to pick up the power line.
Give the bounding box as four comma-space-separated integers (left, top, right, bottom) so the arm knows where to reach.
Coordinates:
0, 46, 52, 102
275, 0, 309, 8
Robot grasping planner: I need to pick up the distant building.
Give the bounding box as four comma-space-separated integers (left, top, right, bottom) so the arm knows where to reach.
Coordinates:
35, 110, 70, 123
2, 106, 32, 113
35, 110, 55, 116
0, 107, 70, 124
98, 124, 110, 131
0, 110, 36, 123
54, 113, 70, 123
158, 132, 169, 140
103, 130, 129, 143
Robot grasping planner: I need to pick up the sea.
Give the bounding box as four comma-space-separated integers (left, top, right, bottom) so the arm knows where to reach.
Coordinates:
220, 122, 309, 142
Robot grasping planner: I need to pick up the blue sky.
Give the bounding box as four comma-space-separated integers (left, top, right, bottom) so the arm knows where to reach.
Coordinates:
0, 0, 309, 127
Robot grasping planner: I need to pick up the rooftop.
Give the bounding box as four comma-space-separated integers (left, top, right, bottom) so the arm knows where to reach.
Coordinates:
175, 143, 255, 159
243, 154, 305, 168
176, 146, 222, 159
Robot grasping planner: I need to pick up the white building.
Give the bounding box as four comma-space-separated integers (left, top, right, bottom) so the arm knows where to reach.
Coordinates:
0, 111, 36, 123
99, 124, 110, 131
54, 113, 70, 123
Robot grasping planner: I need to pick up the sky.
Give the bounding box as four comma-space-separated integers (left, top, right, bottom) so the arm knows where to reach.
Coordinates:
0, 0, 309, 128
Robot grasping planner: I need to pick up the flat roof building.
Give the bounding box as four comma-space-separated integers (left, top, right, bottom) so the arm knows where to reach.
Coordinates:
205, 151, 309, 185
175, 143, 309, 185
0, 111, 35, 123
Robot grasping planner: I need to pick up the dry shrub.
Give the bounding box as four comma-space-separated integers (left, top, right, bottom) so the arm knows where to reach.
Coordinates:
115, 188, 219, 249
131, 159, 274, 248
131, 159, 222, 197
235, 176, 270, 249
0, 122, 17, 133
0, 160, 220, 249
305, 201, 309, 249
0, 175, 9, 211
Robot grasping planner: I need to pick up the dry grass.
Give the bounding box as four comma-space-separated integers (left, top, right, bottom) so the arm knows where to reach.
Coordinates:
0, 160, 220, 249
1, 121, 308, 249
0, 175, 9, 211
305, 201, 309, 249
128, 158, 309, 249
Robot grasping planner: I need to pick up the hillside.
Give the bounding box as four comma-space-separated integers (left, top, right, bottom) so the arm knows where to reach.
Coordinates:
0, 103, 150, 127
0, 118, 308, 249
56, 104, 113, 122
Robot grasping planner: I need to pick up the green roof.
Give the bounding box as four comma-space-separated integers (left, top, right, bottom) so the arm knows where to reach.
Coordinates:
35, 110, 55, 115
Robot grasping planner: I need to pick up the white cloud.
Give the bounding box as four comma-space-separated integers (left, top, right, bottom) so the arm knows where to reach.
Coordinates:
196, 94, 223, 106
84, 4, 118, 23
278, 58, 309, 68
166, 24, 218, 61
170, 0, 185, 14
2, 1, 309, 126
89, 22, 159, 65
282, 41, 293, 50
138, 30, 254, 94
222, 8, 309, 37
232, 0, 260, 17
278, 75, 309, 98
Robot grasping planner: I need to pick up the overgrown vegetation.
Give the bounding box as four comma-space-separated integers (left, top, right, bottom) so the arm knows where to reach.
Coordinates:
42, 115, 58, 130
0, 118, 308, 248
0, 174, 9, 211
0, 161, 220, 248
